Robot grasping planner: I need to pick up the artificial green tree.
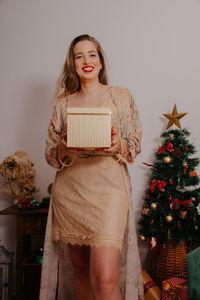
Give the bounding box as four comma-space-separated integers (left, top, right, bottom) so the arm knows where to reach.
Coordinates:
138, 105, 200, 249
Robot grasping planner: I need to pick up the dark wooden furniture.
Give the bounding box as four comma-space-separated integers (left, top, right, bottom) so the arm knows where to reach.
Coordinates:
0, 206, 48, 300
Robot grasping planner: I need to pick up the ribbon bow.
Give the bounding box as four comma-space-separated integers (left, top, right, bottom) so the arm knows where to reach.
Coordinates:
158, 142, 174, 154
150, 180, 166, 192
172, 198, 191, 210
163, 281, 186, 300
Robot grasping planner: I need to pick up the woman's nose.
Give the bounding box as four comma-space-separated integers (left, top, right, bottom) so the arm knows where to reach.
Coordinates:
83, 55, 90, 64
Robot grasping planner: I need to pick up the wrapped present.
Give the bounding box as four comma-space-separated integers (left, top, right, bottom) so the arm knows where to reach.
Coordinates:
67, 107, 111, 148
142, 270, 161, 300
162, 277, 188, 300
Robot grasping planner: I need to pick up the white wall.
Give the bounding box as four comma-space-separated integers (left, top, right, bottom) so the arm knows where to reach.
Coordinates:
1, 0, 200, 274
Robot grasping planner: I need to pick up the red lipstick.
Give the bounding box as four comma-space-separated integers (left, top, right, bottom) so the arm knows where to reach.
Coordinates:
82, 66, 94, 73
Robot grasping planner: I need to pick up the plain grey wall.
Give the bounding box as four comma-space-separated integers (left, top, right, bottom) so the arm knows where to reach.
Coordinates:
0, 0, 200, 277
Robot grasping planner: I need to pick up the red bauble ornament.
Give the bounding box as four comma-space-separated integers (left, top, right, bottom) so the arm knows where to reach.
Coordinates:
168, 196, 173, 201
150, 220, 154, 225
169, 179, 173, 184
185, 147, 189, 151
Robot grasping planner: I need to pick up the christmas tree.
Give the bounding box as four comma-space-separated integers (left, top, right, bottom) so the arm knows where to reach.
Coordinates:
138, 105, 200, 249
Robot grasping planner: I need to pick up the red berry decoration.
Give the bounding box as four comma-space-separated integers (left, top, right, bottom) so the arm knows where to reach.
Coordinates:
183, 168, 187, 174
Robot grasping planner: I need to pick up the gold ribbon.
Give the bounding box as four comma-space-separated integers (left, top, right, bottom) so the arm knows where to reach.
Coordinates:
163, 280, 186, 300
66, 112, 111, 115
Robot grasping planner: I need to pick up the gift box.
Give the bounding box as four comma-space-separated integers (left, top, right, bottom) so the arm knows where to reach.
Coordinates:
162, 277, 188, 300
142, 270, 161, 300
67, 107, 111, 148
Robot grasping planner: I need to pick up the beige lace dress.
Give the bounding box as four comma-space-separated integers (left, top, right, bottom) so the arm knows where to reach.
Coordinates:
40, 86, 144, 300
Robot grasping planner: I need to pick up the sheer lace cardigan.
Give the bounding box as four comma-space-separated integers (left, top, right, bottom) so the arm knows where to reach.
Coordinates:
40, 86, 144, 300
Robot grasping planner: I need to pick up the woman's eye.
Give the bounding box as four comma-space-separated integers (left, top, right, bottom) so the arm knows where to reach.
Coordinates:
90, 54, 96, 57
75, 55, 82, 59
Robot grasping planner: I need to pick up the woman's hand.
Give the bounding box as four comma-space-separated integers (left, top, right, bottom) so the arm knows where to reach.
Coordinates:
101, 128, 122, 154
57, 133, 85, 161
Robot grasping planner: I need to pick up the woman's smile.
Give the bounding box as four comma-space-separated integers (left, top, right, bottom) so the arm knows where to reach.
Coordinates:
82, 66, 94, 73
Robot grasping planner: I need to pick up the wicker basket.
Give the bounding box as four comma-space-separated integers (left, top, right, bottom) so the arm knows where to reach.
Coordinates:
150, 239, 187, 287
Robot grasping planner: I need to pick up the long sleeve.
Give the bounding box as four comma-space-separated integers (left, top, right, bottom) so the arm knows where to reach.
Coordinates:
112, 86, 142, 164
45, 100, 65, 170
122, 89, 142, 163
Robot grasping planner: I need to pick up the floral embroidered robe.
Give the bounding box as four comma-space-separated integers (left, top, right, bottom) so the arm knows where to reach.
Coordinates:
39, 86, 144, 300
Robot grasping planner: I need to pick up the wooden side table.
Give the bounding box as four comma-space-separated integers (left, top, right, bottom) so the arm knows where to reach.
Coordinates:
0, 206, 48, 300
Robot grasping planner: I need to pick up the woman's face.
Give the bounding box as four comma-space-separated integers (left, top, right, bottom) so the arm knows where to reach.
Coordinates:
73, 40, 102, 83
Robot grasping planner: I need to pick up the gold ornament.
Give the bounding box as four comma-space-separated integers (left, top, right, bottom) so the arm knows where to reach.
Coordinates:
140, 234, 146, 241
164, 156, 172, 164
166, 215, 173, 223
150, 202, 157, 210
163, 104, 187, 129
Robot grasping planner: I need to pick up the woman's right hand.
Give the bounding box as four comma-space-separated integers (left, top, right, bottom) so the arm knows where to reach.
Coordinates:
58, 132, 85, 157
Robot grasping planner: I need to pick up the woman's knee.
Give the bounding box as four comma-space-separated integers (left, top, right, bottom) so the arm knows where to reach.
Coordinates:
90, 271, 119, 295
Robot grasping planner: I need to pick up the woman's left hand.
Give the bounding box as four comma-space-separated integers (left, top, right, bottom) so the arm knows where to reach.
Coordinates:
101, 128, 121, 154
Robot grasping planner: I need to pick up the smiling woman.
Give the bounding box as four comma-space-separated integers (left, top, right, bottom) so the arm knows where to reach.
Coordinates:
55, 34, 108, 99
73, 40, 102, 81
40, 34, 143, 300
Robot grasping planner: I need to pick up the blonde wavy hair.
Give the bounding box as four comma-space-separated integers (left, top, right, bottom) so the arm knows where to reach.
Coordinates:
53, 34, 108, 102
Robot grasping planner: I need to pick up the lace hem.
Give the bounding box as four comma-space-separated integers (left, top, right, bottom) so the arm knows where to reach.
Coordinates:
52, 230, 123, 250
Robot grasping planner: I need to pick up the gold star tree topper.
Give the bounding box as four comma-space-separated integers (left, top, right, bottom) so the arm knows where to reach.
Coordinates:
163, 104, 187, 129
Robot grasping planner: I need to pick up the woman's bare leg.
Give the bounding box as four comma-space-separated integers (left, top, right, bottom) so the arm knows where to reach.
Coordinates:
68, 244, 93, 300
90, 246, 121, 300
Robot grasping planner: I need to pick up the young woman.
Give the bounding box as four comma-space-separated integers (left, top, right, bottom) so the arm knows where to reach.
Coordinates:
40, 34, 143, 300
